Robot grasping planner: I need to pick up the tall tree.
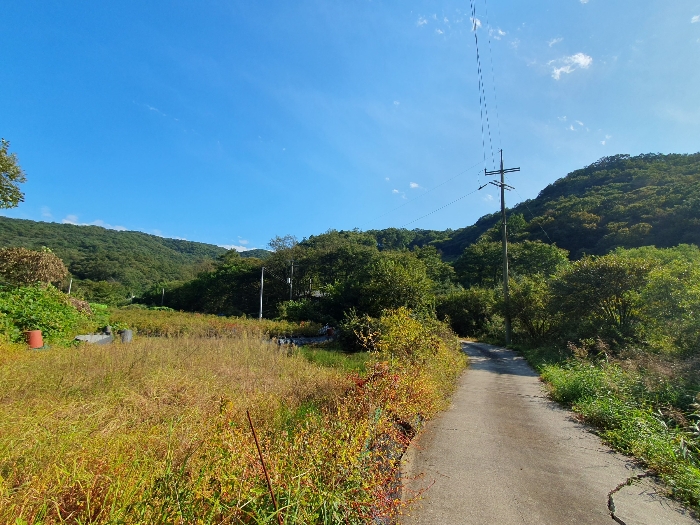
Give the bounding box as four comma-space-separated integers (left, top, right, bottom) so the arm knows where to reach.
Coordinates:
0, 139, 27, 209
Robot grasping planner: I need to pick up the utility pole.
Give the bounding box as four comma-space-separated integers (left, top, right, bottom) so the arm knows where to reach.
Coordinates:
288, 260, 294, 301
485, 150, 520, 345
259, 267, 265, 320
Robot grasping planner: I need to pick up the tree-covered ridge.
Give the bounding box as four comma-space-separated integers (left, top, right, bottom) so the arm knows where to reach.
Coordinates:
0, 217, 229, 291
434, 152, 700, 258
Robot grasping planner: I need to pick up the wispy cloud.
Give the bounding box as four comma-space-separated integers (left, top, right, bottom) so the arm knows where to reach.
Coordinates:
471, 17, 482, 31
61, 214, 127, 231
558, 116, 567, 122
510, 39, 520, 49
393, 100, 400, 106
490, 28, 506, 40
548, 37, 563, 47
549, 52, 593, 79
392, 189, 400, 194
409, 182, 421, 189
238, 239, 249, 245
416, 16, 428, 27
692, 15, 699, 23
580, 0, 589, 4
41, 206, 52, 219
385, 177, 390, 181
600, 134, 612, 145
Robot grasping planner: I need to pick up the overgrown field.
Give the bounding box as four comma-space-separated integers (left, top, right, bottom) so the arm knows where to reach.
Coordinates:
0, 308, 466, 524
109, 307, 322, 339
520, 343, 700, 510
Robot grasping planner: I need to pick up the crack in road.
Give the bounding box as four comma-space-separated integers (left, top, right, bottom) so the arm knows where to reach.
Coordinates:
607, 471, 654, 524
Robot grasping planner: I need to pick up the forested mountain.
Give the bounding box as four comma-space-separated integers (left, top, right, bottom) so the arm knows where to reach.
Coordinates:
0, 218, 238, 291
431, 153, 700, 259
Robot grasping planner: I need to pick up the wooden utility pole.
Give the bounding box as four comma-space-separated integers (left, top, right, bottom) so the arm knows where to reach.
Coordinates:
485, 150, 520, 345
259, 267, 265, 320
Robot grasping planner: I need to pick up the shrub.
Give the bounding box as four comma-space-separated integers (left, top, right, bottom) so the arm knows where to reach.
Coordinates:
0, 284, 84, 342
0, 246, 68, 286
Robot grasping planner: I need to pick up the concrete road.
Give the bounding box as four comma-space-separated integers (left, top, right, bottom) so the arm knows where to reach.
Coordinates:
401, 342, 698, 525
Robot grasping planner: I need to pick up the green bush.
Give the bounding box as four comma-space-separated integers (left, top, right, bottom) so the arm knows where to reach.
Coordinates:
0, 284, 84, 342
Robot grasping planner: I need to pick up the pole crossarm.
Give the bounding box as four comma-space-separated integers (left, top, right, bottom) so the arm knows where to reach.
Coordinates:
488, 180, 514, 191
485, 167, 520, 176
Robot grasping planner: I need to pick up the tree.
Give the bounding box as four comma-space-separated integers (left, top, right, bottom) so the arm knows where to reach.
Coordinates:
550, 254, 651, 343
0, 247, 68, 285
0, 139, 27, 209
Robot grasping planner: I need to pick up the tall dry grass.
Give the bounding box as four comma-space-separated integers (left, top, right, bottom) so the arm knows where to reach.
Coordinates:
0, 310, 467, 524
0, 336, 370, 523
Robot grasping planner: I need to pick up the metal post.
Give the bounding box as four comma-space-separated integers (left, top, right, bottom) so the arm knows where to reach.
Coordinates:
289, 260, 294, 301
259, 267, 265, 320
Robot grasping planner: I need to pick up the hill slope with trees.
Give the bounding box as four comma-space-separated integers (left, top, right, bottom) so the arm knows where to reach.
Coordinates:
431, 153, 700, 259
0, 218, 235, 293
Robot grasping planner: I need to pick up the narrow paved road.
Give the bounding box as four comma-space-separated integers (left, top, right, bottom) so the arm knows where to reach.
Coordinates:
401, 342, 697, 525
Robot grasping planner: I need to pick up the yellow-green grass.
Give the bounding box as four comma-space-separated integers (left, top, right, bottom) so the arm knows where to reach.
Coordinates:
109, 308, 322, 339
0, 314, 467, 524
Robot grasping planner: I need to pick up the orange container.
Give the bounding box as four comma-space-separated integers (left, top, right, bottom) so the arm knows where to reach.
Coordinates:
25, 330, 44, 349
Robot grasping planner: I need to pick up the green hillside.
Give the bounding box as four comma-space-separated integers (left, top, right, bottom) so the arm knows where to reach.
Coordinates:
0, 218, 231, 291
433, 153, 700, 259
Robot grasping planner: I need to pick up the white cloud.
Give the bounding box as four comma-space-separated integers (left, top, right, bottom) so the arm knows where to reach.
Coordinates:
692, 15, 699, 23
569, 124, 576, 131
600, 134, 612, 145
510, 39, 520, 49
558, 116, 567, 121
416, 16, 428, 26
220, 245, 251, 252
444, 17, 449, 24
436, 29, 444, 35
385, 177, 390, 181
61, 214, 126, 231
575, 120, 584, 126
409, 182, 420, 189
238, 239, 249, 245
549, 52, 593, 79
153, 229, 163, 237
41, 206, 52, 219
548, 37, 563, 47
580, 0, 589, 3
392, 189, 400, 194
483, 194, 494, 202
393, 100, 400, 106
471, 17, 482, 31
490, 28, 506, 40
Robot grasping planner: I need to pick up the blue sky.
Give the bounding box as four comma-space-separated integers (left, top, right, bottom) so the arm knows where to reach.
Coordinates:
2, 1, 699, 251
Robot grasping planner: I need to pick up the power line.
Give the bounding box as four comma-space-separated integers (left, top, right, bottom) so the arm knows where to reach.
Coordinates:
401, 185, 486, 228
482, 0, 502, 151
362, 159, 484, 228
470, 0, 495, 169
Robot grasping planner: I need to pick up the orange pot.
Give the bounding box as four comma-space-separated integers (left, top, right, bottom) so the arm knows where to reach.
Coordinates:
25, 330, 44, 349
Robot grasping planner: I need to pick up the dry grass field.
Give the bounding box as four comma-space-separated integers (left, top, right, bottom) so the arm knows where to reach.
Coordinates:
0, 309, 467, 524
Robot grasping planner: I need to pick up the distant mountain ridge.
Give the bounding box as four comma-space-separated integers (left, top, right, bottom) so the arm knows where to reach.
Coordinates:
0, 218, 267, 291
